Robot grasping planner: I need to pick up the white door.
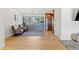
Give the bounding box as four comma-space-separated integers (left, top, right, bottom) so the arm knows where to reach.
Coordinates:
45, 18, 48, 30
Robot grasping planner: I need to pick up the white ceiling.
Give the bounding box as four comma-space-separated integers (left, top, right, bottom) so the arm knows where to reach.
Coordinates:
12, 8, 54, 15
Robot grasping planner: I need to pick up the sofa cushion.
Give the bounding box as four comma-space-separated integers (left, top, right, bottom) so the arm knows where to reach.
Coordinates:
14, 25, 18, 30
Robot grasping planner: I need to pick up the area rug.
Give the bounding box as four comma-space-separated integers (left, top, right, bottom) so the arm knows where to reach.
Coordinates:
23, 31, 44, 36
61, 40, 79, 50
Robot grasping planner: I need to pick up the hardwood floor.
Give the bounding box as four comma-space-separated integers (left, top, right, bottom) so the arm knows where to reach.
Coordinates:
3, 31, 66, 50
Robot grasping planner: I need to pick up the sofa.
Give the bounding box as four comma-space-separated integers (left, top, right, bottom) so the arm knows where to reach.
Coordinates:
71, 33, 79, 43
12, 25, 23, 36
12, 24, 28, 36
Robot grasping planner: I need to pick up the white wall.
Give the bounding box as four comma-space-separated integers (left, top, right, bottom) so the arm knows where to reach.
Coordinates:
54, 8, 61, 37
72, 8, 78, 21
0, 9, 5, 48
16, 8, 54, 15
4, 9, 22, 38
60, 8, 79, 40
4, 8, 54, 38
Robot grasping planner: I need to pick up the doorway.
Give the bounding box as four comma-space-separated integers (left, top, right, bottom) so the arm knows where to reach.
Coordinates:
23, 15, 44, 31
22, 15, 44, 36
45, 11, 54, 33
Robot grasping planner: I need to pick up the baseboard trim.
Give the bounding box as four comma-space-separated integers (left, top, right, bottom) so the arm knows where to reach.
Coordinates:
5, 34, 13, 39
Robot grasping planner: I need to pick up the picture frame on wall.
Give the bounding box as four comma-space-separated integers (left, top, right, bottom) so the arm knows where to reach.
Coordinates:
14, 15, 16, 21
72, 8, 79, 21
14, 15, 18, 21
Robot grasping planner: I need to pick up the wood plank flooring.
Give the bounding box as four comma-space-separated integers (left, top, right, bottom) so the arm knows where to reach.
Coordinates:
2, 31, 66, 50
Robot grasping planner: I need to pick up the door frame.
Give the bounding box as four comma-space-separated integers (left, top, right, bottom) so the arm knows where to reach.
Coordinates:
44, 11, 54, 32
23, 14, 45, 31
